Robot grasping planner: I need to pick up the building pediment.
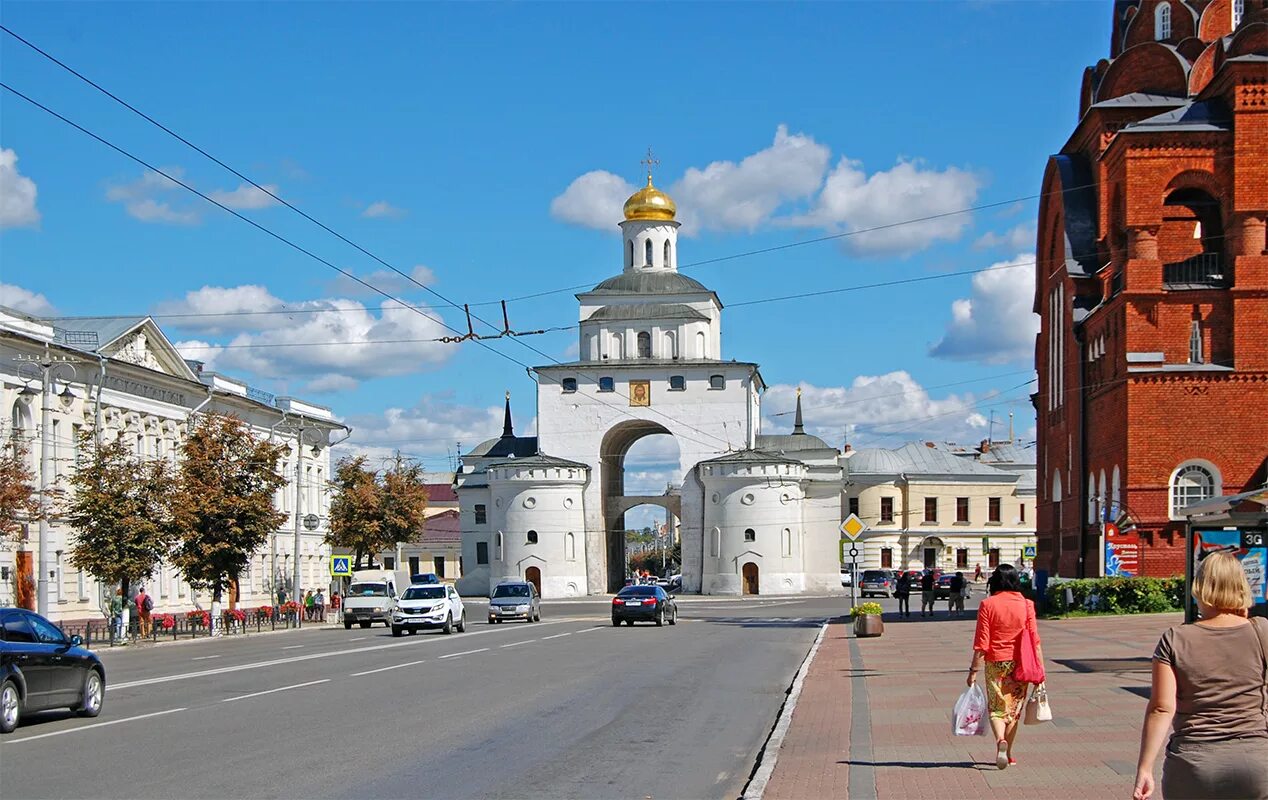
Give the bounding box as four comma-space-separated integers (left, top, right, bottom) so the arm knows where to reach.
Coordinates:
99, 319, 199, 381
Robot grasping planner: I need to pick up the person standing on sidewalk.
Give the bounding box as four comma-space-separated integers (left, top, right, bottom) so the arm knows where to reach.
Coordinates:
109, 588, 124, 640
967, 564, 1043, 770
1132, 553, 1268, 800
315, 589, 326, 622
950, 571, 966, 617
894, 571, 912, 618
920, 570, 936, 617
135, 586, 153, 638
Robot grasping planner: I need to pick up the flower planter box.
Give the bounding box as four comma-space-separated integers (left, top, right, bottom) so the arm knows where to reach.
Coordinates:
853, 613, 884, 638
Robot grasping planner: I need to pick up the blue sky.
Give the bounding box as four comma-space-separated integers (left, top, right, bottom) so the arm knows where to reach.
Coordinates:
1, 1, 1110, 487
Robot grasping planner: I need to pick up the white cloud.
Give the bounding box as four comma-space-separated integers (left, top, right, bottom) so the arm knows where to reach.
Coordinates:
0, 149, 40, 229
304, 374, 359, 394
975, 222, 1036, 251
0, 282, 56, 316
673, 125, 830, 234
550, 127, 980, 256
929, 254, 1039, 365
549, 170, 634, 231
159, 284, 456, 387
106, 170, 285, 224
340, 393, 533, 466
362, 201, 406, 219
762, 373, 996, 449
788, 158, 981, 255
325, 265, 437, 297
208, 183, 281, 210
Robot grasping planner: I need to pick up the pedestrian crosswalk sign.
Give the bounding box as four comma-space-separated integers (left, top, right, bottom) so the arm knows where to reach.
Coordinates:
330, 556, 352, 576
1023, 545, 1037, 559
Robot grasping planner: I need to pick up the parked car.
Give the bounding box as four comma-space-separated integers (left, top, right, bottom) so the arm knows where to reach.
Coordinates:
858, 569, 895, 598
390, 583, 466, 636
487, 581, 541, 624
611, 585, 677, 627
410, 572, 440, 585
1, 608, 105, 734
839, 568, 854, 587
935, 573, 955, 599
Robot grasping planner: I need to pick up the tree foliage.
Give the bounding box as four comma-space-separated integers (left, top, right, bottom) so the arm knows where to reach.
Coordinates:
63, 433, 176, 590
0, 437, 38, 546
169, 414, 286, 601
326, 454, 429, 569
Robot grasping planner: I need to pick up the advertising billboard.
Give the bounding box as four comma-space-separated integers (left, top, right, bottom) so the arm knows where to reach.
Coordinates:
1188, 527, 1268, 620
1104, 523, 1140, 577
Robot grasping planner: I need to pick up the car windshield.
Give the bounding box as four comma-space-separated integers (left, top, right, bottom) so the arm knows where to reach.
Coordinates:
348, 583, 388, 597
402, 586, 445, 600
618, 587, 658, 597
493, 584, 531, 598
862, 571, 888, 581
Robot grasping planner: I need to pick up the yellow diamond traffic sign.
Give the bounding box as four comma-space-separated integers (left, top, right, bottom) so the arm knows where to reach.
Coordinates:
840, 513, 868, 541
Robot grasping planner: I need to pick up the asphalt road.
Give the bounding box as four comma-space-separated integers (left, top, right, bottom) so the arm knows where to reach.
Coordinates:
0, 593, 872, 800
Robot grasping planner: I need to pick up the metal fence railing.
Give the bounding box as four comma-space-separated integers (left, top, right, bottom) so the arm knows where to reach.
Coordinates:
58, 610, 332, 648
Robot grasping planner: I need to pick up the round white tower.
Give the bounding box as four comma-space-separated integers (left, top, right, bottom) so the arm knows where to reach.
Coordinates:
620, 173, 680, 272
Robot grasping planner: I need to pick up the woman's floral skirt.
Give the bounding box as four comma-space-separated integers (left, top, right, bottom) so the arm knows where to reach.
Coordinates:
985, 660, 1028, 721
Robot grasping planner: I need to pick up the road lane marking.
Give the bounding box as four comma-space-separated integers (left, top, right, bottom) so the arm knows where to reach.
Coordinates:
191, 655, 222, 661
348, 637, 367, 641
499, 640, 534, 648
350, 660, 425, 677
437, 648, 488, 659
540, 632, 572, 640
572, 626, 605, 635
222, 679, 329, 703
106, 620, 572, 691
281, 645, 303, 650
6, 707, 187, 744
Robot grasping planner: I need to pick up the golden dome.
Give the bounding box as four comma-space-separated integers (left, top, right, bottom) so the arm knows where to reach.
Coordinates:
623, 175, 677, 222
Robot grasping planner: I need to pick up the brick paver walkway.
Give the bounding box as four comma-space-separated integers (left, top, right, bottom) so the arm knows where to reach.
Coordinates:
762, 611, 1178, 799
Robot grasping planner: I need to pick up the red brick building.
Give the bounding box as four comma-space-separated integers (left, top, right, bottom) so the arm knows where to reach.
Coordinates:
1035, 0, 1268, 577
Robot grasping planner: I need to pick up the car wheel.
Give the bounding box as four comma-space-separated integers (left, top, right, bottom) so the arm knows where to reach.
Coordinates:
456, 612, 466, 633
625, 619, 633, 627
668, 609, 677, 626
442, 614, 453, 635
392, 625, 403, 637
656, 609, 665, 627
343, 620, 352, 630
359, 622, 371, 629
0, 680, 21, 734
488, 617, 496, 625
612, 617, 621, 627
75, 670, 104, 718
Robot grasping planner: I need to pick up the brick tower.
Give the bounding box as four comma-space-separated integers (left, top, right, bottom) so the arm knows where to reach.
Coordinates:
1035, 0, 1268, 577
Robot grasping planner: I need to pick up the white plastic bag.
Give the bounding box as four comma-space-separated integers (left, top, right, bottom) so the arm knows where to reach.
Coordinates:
952, 684, 988, 736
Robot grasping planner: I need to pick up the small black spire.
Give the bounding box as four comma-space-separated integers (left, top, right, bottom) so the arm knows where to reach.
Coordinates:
502, 391, 514, 438
793, 387, 805, 435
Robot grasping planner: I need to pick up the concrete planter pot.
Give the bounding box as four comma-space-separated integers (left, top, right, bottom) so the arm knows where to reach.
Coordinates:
853, 613, 884, 638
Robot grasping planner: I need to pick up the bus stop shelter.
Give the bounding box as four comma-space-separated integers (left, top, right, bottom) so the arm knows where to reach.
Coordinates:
1181, 486, 1268, 623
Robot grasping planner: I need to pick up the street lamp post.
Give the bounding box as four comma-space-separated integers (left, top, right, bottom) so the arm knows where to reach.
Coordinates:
15, 347, 77, 617
292, 417, 306, 604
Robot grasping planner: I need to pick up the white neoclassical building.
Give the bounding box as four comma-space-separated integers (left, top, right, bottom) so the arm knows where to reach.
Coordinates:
1, 305, 348, 622
456, 174, 845, 598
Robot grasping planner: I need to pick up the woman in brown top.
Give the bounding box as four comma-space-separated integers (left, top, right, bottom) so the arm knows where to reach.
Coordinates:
1133, 552, 1268, 800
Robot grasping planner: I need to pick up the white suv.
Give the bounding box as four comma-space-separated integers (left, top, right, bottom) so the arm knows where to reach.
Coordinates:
392, 584, 466, 636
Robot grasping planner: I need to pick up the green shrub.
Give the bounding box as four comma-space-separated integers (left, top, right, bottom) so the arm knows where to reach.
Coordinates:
1044, 577, 1185, 616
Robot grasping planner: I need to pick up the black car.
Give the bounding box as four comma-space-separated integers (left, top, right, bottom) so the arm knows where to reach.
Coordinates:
611, 586, 678, 627
1, 608, 105, 734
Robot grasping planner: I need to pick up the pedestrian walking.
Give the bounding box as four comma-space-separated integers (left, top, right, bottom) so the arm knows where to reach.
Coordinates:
1132, 552, 1268, 800
950, 571, 966, 616
315, 589, 326, 622
967, 564, 1044, 770
920, 570, 936, 617
894, 571, 912, 618
110, 588, 124, 641
135, 586, 154, 638
331, 590, 341, 622
974, 563, 983, 583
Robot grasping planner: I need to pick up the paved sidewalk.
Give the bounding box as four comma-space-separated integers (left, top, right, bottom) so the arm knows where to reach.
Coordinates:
761, 611, 1177, 799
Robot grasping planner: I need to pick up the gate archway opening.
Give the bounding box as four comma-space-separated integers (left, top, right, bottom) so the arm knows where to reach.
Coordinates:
742, 562, 760, 595
600, 420, 682, 592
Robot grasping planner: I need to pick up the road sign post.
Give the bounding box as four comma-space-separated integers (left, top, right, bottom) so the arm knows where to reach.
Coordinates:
330, 555, 352, 577
840, 514, 869, 610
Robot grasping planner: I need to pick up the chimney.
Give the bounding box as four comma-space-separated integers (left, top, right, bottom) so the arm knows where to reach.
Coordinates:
843, 443, 852, 453
980, 438, 991, 453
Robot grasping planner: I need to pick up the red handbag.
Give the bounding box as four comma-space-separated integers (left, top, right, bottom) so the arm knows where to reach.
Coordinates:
1012, 603, 1046, 684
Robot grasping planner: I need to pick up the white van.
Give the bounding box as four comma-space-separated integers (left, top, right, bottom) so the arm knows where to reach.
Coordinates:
342, 569, 409, 629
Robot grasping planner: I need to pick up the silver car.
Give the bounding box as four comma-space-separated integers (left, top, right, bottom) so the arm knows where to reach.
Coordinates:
488, 581, 540, 623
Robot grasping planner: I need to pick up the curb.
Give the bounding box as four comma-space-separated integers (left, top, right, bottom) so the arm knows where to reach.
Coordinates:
738, 619, 830, 800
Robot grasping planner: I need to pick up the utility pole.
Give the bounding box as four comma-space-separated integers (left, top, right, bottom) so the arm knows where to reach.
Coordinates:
292, 416, 306, 604
15, 347, 77, 617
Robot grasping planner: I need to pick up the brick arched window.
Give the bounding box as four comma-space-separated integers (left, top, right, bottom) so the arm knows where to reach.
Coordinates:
1170, 461, 1220, 519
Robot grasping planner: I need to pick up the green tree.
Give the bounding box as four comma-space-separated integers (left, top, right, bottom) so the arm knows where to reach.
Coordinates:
63, 433, 176, 623
169, 414, 286, 632
326, 454, 429, 569
0, 437, 38, 547
326, 456, 383, 569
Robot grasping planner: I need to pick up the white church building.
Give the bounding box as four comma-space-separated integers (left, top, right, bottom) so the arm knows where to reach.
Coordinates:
456, 173, 844, 597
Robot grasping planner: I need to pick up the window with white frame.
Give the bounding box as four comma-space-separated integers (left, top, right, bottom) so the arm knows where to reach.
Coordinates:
710, 527, 721, 558
77, 568, 88, 601
1171, 462, 1220, 518
1156, 2, 1172, 40
781, 528, 792, 556
1234, 0, 1245, 26
565, 532, 576, 561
